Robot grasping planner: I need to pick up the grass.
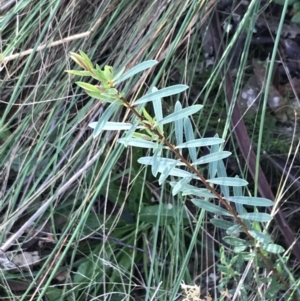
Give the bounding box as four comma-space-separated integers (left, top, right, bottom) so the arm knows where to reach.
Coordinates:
1, 0, 300, 300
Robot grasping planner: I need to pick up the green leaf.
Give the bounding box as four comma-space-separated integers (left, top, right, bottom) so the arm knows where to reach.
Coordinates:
210, 218, 235, 230
69, 51, 91, 70
76, 81, 100, 92
89, 122, 134, 131
248, 230, 272, 244
142, 107, 154, 123
174, 101, 183, 146
114, 60, 158, 84
158, 105, 202, 125
172, 177, 191, 196
184, 117, 197, 162
207, 177, 248, 186
226, 224, 243, 236
217, 160, 229, 197
118, 138, 157, 148
65, 70, 91, 76
97, 93, 119, 102
226, 196, 273, 207
169, 183, 216, 198
134, 85, 189, 105
239, 213, 272, 222
79, 50, 94, 70
209, 137, 220, 178
192, 151, 231, 165
159, 160, 178, 184
92, 102, 120, 138
83, 90, 103, 99
223, 236, 249, 247
163, 167, 196, 179
113, 66, 126, 82
233, 187, 246, 216
260, 243, 285, 254
151, 86, 163, 122
138, 156, 181, 167
104, 65, 114, 80
192, 199, 233, 216
151, 143, 163, 177
92, 64, 107, 82
176, 137, 224, 148
106, 88, 118, 95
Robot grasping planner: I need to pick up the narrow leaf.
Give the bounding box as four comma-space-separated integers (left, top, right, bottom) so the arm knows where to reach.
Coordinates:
260, 244, 285, 254
226, 196, 273, 207
192, 199, 233, 216
138, 157, 181, 167
151, 87, 163, 122
76, 81, 99, 92
118, 138, 156, 148
192, 151, 231, 165
115, 60, 158, 84
92, 66, 108, 82
122, 122, 139, 145
84, 90, 103, 99
138, 158, 196, 179
158, 105, 202, 125
69, 52, 90, 70
226, 225, 243, 237
210, 218, 235, 230
166, 168, 196, 178
159, 161, 178, 185
174, 101, 183, 146
180, 185, 216, 198
217, 160, 229, 197
207, 177, 248, 186
152, 143, 163, 177
79, 50, 94, 70
103, 65, 114, 80
223, 237, 249, 246
184, 117, 197, 162
89, 122, 134, 131
135, 85, 189, 105
113, 66, 126, 82
233, 186, 245, 216
239, 213, 272, 222
248, 230, 272, 244
176, 137, 224, 148
172, 177, 191, 196
92, 102, 120, 138
209, 137, 220, 178
66, 70, 91, 76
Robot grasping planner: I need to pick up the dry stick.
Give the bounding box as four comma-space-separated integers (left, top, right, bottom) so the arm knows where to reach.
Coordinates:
0, 5, 114, 65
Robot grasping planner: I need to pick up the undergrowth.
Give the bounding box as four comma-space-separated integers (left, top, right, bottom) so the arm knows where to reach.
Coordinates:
1, 1, 300, 301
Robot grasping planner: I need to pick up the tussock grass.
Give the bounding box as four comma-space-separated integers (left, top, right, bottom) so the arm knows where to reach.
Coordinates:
0, 0, 299, 300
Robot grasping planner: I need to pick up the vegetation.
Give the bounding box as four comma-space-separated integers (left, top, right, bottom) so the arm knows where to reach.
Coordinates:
1, 0, 300, 300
